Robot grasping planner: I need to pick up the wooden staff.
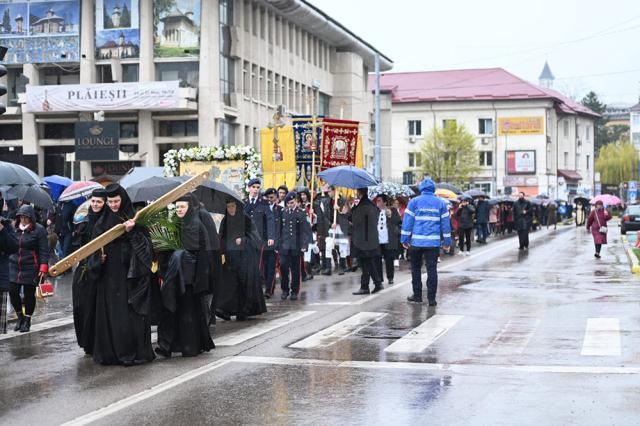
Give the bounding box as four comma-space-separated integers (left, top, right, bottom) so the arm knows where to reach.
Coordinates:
49, 171, 210, 277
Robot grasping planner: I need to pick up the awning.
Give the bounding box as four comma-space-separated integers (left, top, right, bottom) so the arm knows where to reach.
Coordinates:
557, 169, 582, 181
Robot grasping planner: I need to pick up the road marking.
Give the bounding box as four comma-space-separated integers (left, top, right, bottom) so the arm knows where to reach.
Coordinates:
581, 318, 621, 356
215, 311, 316, 346
384, 314, 464, 354
60, 357, 235, 426
0, 316, 74, 341
290, 312, 387, 349
483, 318, 540, 355
233, 355, 640, 375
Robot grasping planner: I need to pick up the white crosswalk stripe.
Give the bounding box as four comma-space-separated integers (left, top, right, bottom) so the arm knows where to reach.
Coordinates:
384, 314, 464, 354
581, 318, 621, 356
290, 312, 387, 349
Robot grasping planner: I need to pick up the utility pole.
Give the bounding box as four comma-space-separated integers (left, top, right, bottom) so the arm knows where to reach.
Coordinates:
374, 53, 381, 180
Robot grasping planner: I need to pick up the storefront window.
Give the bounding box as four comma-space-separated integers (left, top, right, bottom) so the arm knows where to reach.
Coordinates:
156, 62, 199, 88
158, 120, 198, 137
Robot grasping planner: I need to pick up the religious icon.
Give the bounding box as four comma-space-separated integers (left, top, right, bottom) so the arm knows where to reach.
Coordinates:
331, 138, 347, 159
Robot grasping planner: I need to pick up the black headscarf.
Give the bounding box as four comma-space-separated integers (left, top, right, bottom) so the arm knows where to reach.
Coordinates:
177, 193, 203, 251
97, 184, 135, 232
222, 200, 246, 249
87, 188, 108, 227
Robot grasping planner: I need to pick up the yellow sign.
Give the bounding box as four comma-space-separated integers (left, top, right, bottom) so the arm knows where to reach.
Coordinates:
261, 126, 297, 189
498, 117, 544, 136
180, 160, 245, 199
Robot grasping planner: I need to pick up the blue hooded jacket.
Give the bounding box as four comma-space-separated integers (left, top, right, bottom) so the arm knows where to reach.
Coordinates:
401, 179, 452, 248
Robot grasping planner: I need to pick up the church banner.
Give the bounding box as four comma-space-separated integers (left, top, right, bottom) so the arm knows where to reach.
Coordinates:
180, 160, 245, 199
260, 126, 297, 190
0, 0, 80, 64
320, 118, 359, 170
25, 81, 180, 112
292, 116, 322, 183
95, 0, 140, 60
154, 0, 201, 58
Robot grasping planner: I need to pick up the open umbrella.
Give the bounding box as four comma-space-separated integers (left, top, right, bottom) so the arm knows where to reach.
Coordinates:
317, 166, 378, 190
0, 161, 42, 186
573, 196, 589, 205
435, 188, 458, 200
193, 179, 244, 214
368, 182, 414, 199
118, 167, 166, 188
436, 182, 462, 194
43, 175, 72, 202
59, 181, 104, 202
5, 184, 54, 210
73, 200, 91, 224
590, 194, 622, 206
462, 189, 487, 198
124, 176, 182, 203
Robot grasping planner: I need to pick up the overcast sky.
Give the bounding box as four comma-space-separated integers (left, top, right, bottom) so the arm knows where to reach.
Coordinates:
310, 0, 640, 106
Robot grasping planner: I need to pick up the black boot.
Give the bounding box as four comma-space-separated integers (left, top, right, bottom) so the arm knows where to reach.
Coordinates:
338, 258, 346, 275
14, 313, 24, 332
303, 262, 314, 280
322, 258, 332, 276
19, 316, 31, 333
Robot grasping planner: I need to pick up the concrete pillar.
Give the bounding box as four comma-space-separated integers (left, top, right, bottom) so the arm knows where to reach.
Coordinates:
138, 0, 157, 166
79, 0, 96, 179
21, 64, 43, 174
198, 0, 222, 146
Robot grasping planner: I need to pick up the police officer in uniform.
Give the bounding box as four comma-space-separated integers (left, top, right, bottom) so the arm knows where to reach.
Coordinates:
263, 188, 282, 298
244, 178, 275, 263
278, 192, 312, 301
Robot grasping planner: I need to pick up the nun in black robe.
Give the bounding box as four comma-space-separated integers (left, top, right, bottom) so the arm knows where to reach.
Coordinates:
197, 206, 223, 325
155, 194, 215, 358
71, 189, 107, 355
216, 200, 267, 321
90, 184, 155, 366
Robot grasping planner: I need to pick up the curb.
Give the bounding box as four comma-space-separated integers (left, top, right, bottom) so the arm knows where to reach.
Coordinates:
621, 235, 640, 274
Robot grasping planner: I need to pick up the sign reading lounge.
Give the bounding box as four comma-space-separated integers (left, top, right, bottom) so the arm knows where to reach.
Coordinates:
25, 81, 180, 112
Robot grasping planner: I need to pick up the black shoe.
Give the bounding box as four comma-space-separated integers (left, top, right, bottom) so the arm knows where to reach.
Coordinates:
428, 300, 437, 307
352, 288, 370, 295
407, 295, 423, 303
388, 280, 394, 285
372, 285, 384, 294
518, 247, 524, 251
290, 293, 298, 301
14, 313, 24, 332
281, 292, 289, 300
19, 316, 31, 333
594, 253, 601, 259
236, 315, 248, 321
301, 275, 311, 282
155, 347, 172, 358
215, 310, 231, 321
264, 291, 272, 299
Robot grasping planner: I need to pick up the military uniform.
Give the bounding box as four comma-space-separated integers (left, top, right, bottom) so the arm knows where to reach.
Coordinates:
278, 205, 312, 299
264, 201, 283, 296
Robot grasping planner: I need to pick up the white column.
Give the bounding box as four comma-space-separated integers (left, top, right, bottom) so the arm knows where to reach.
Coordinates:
138, 0, 157, 166
198, 0, 222, 146
21, 64, 43, 174
79, 0, 96, 179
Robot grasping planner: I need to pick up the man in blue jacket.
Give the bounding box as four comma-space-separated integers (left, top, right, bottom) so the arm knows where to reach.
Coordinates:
401, 178, 452, 306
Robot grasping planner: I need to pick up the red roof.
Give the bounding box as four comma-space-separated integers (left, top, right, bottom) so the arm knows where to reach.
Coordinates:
369, 68, 600, 118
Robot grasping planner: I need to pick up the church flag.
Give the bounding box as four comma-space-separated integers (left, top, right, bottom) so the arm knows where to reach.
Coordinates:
260, 126, 297, 189
292, 115, 322, 183
320, 118, 359, 170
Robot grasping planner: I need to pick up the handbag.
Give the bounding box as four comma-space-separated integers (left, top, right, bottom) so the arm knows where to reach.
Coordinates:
36, 276, 54, 298
595, 211, 607, 234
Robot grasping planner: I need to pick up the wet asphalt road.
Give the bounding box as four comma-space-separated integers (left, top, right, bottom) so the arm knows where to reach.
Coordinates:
1, 223, 640, 425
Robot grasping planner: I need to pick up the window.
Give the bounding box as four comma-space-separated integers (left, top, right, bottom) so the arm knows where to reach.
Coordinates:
275, 16, 281, 46
260, 8, 265, 39
408, 152, 422, 168
243, 0, 250, 31
564, 152, 568, 168
267, 71, 273, 104
242, 61, 250, 96
6, 67, 25, 107
158, 121, 198, 137
156, 62, 198, 88
288, 79, 294, 110
633, 115, 640, 126
563, 120, 569, 138
478, 118, 494, 135
42, 123, 74, 139
252, 4, 258, 36
274, 74, 281, 105
408, 120, 422, 136
43, 67, 79, 85
97, 65, 113, 83
259, 67, 266, 101
586, 155, 590, 171
219, 119, 235, 146
586, 126, 591, 141
120, 122, 138, 138
633, 132, 640, 145
288, 24, 294, 53
442, 119, 456, 129
576, 154, 580, 169
122, 64, 139, 82
0, 124, 22, 140
219, 0, 234, 106
479, 151, 493, 167
319, 93, 330, 116
251, 64, 258, 98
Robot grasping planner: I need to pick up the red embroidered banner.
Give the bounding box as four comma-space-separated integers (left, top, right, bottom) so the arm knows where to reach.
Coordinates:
320, 118, 359, 170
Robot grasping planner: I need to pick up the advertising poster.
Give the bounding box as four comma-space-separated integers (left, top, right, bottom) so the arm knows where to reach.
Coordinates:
506, 150, 536, 174
74, 121, 120, 161
95, 0, 140, 59
498, 117, 544, 136
0, 0, 80, 64
154, 0, 201, 58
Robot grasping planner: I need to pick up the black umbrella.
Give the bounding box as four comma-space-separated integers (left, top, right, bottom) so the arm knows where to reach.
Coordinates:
573, 196, 589, 205
436, 182, 463, 194
124, 176, 182, 203
193, 179, 244, 214
463, 189, 487, 198
0, 161, 42, 186
5, 184, 53, 210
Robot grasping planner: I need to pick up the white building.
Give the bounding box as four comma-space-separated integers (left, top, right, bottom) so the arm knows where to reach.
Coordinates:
0, 0, 391, 179
375, 65, 599, 200
631, 102, 640, 150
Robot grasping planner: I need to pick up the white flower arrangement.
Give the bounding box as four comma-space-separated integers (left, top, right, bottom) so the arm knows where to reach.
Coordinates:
163, 145, 262, 187
368, 182, 414, 199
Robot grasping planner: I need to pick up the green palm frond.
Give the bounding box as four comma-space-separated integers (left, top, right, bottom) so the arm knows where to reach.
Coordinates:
139, 208, 182, 251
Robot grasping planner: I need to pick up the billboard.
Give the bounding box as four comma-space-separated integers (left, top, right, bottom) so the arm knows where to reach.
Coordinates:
498, 117, 544, 136
95, 0, 140, 59
506, 150, 536, 175
0, 0, 80, 64
154, 0, 201, 58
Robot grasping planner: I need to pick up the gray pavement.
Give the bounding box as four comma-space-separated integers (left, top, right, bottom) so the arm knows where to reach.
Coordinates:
1, 224, 640, 425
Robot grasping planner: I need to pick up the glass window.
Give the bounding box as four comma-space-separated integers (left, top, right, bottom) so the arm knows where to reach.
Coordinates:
288, 24, 294, 53
7, 67, 26, 107
563, 120, 569, 137
319, 93, 330, 117
408, 152, 422, 168
120, 122, 138, 138
479, 151, 493, 166
586, 155, 590, 171
0, 124, 22, 140
408, 120, 422, 136
479, 118, 494, 135
260, 8, 265, 39
243, 0, 250, 31
633, 115, 640, 126
252, 4, 258, 36
156, 62, 199, 88
158, 121, 198, 137
42, 123, 75, 139
242, 61, 250, 96
564, 152, 568, 167
97, 65, 113, 83
219, 0, 234, 106
122, 64, 139, 82
219, 119, 235, 146
43, 68, 79, 85
586, 126, 591, 141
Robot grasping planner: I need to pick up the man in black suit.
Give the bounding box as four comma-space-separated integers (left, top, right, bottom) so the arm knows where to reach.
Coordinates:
244, 178, 275, 265
278, 192, 312, 300
263, 188, 282, 298
513, 192, 533, 250
351, 188, 383, 295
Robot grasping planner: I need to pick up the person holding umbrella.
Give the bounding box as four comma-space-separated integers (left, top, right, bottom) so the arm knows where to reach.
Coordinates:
514, 192, 533, 250
456, 196, 475, 255
351, 188, 383, 295
586, 200, 611, 259
0, 215, 18, 334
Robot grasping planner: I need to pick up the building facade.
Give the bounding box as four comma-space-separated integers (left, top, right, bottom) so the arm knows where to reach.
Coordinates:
0, 0, 391, 179
631, 102, 640, 149
375, 66, 598, 200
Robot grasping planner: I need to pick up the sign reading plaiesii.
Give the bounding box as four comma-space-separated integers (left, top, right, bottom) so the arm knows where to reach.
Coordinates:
25, 81, 180, 112
506, 150, 536, 174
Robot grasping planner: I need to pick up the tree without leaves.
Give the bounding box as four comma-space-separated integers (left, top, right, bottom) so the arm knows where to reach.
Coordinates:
420, 123, 480, 185
595, 140, 638, 184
